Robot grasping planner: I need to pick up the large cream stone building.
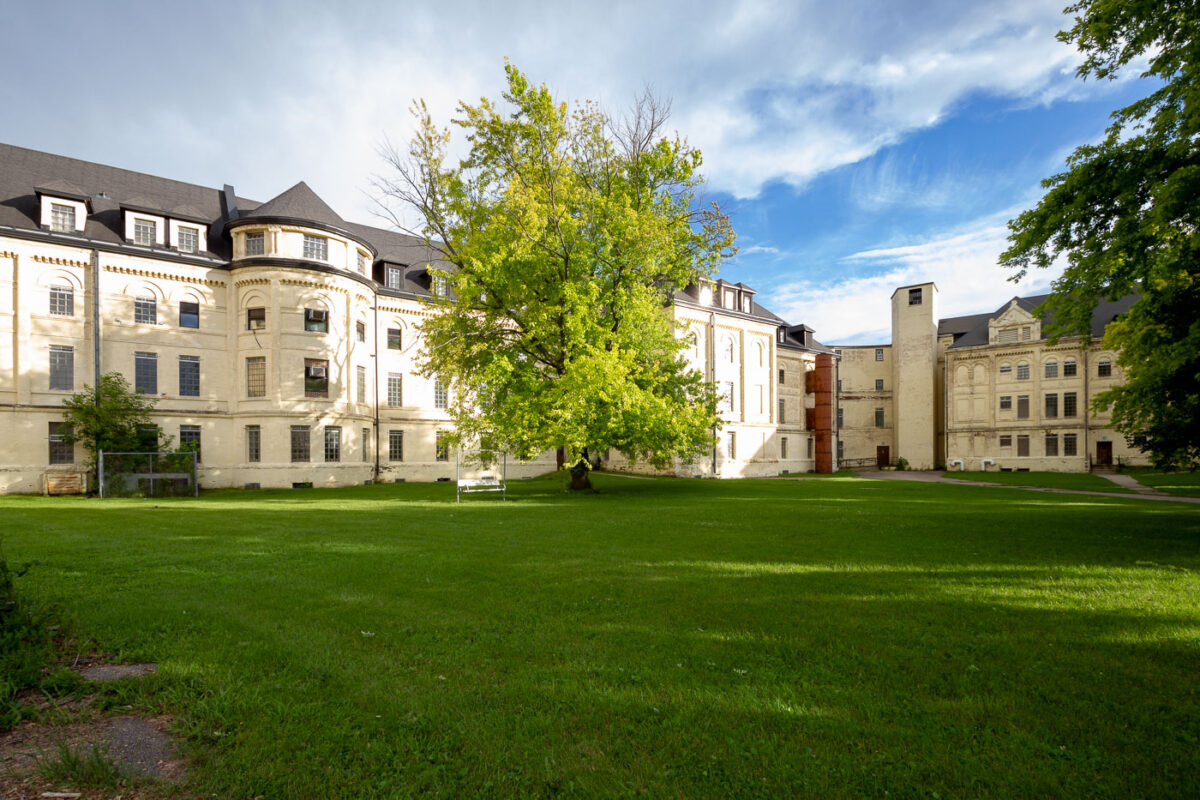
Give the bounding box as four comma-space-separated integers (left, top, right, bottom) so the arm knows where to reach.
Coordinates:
833, 282, 1146, 472
0, 144, 838, 493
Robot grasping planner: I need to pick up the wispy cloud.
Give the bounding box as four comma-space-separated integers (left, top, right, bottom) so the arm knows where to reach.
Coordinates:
770, 210, 1064, 343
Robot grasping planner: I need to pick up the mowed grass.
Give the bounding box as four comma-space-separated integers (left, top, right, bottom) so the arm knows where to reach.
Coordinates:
4, 475, 1200, 799
1128, 468, 1200, 497
941, 470, 1133, 493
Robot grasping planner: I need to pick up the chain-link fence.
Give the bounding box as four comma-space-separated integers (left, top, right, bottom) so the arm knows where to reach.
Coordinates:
98, 451, 198, 498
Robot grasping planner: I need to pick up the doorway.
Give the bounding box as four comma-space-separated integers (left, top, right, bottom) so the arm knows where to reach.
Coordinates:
876, 445, 890, 469
1096, 441, 1113, 467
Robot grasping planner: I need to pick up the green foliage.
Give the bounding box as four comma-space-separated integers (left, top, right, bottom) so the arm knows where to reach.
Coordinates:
1, 545, 53, 730
60, 372, 160, 465
40, 743, 126, 788
895, 456, 910, 471
1001, 0, 1200, 468
379, 64, 732, 471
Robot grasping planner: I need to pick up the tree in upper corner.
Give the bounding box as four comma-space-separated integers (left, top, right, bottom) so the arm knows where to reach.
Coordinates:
1001, 0, 1200, 469
60, 372, 162, 486
376, 65, 734, 488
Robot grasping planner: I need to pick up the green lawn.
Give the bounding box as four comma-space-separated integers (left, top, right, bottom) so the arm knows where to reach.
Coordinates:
941, 469, 1134, 493
1127, 468, 1200, 497
4, 475, 1199, 798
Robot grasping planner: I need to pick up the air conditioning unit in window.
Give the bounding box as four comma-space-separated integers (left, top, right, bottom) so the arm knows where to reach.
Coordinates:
249, 319, 265, 330
309, 367, 326, 378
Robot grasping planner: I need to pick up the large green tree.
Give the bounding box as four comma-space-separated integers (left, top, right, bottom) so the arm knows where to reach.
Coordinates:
377, 65, 734, 485
61, 372, 160, 480
1001, 0, 1200, 468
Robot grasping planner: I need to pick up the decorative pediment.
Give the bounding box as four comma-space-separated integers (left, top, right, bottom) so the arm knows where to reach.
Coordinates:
988, 299, 1040, 345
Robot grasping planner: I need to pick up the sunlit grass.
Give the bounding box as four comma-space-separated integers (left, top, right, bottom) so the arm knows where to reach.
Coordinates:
4, 475, 1199, 798
1127, 467, 1200, 497
941, 469, 1134, 493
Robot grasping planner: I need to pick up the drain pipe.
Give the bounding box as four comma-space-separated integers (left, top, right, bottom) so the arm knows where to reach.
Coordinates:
91, 248, 101, 403
949, 458, 964, 471
981, 458, 995, 471
709, 310, 717, 476
373, 300, 381, 483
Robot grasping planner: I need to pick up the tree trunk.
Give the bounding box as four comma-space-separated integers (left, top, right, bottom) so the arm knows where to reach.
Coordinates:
568, 459, 592, 491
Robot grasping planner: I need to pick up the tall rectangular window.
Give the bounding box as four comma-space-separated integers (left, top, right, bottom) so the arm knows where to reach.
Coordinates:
304, 359, 329, 398
780, 437, 788, 459
1063, 359, 1077, 377
246, 357, 266, 398
49, 285, 74, 316
778, 398, 785, 423
724, 381, 734, 412
1063, 392, 1077, 417
1017, 395, 1029, 419
908, 287, 922, 305
435, 430, 450, 462
1063, 433, 1078, 456
362, 427, 370, 462
290, 426, 310, 462
50, 203, 75, 232
1098, 359, 1112, 377
837, 407, 843, 428
1044, 393, 1058, 418
357, 365, 367, 404
1016, 363, 1030, 380
246, 425, 261, 463
388, 373, 403, 407
875, 348, 883, 362
389, 430, 404, 461
1045, 433, 1059, 457
178, 355, 200, 397
49, 345, 73, 391
433, 275, 449, 297
179, 301, 199, 328
179, 425, 201, 462
302, 234, 328, 261
726, 432, 737, 459
244, 232, 264, 256
778, 368, 785, 384
357, 251, 369, 274
434, 377, 448, 409
247, 307, 266, 330
134, 352, 157, 394
999, 395, 1012, 411
1045, 361, 1058, 379
177, 226, 199, 253
807, 437, 814, 459
324, 426, 341, 462
1017, 435, 1030, 457
875, 378, 884, 391
387, 328, 402, 350
304, 308, 328, 333
875, 407, 884, 427
837, 439, 844, 460
387, 266, 402, 289
48, 422, 73, 464
134, 296, 157, 324
133, 218, 156, 246
356, 321, 366, 342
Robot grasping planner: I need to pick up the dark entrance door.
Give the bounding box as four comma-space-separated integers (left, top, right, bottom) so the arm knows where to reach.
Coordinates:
1096, 441, 1113, 466
876, 446, 890, 469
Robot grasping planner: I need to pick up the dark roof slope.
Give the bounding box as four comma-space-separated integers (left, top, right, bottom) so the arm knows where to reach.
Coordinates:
944, 293, 1138, 348
238, 181, 346, 228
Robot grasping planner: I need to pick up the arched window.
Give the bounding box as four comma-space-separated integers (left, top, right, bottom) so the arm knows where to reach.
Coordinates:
724, 338, 735, 363
1044, 360, 1058, 379
755, 342, 764, 367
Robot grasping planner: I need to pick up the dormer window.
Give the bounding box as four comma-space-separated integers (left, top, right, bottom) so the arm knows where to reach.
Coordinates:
724, 290, 735, 309
386, 266, 403, 289
303, 234, 327, 261
177, 226, 199, 253
997, 328, 1018, 344
245, 232, 265, 256
698, 284, 713, 306
741, 295, 751, 313
133, 218, 157, 246
50, 203, 75, 233
432, 275, 449, 297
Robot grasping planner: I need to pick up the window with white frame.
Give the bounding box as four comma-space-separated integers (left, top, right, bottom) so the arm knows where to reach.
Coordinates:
435, 430, 450, 462
246, 425, 261, 462
134, 352, 157, 394
726, 431, 736, 459
434, 377, 448, 409
133, 218, 156, 246
386, 266, 403, 289
290, 426, 310, 462
432, 274, 449, 297
177, 225, 199, 253
357, 365, 367, 404
178, 355, 200, 397
49, 285, 73, 316
246, 357, 266, 397
134, 295, 157, 324
875, 348, 883, 362
724, 381, 735, 412
362, 427, 371, 461
324, 426, 341, 462
302, 234, 328, 261
244, 232, 265, 256
180, 425, 201, 462
49, 345, 73, 391
388, 373, 403, 407
357, 251, 369, 274
50, 203, 76, 232
389, 430, 404, 461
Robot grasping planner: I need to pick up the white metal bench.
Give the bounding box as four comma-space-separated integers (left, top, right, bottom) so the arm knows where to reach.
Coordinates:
456, 449, 507, 502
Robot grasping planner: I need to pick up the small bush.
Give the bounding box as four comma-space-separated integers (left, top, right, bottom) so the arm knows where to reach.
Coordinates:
896, 457, 910, 471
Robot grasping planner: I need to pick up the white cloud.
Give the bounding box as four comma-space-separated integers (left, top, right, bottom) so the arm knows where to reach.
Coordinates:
768, 211, 1064, 344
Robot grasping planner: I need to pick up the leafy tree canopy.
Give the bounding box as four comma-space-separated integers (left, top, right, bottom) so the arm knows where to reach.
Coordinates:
61, 372, 161, 467
1001, 0, 1200, 468
377, 65, 734, 474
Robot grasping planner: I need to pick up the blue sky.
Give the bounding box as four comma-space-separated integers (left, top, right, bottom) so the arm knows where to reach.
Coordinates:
0, 0, 1149, 343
